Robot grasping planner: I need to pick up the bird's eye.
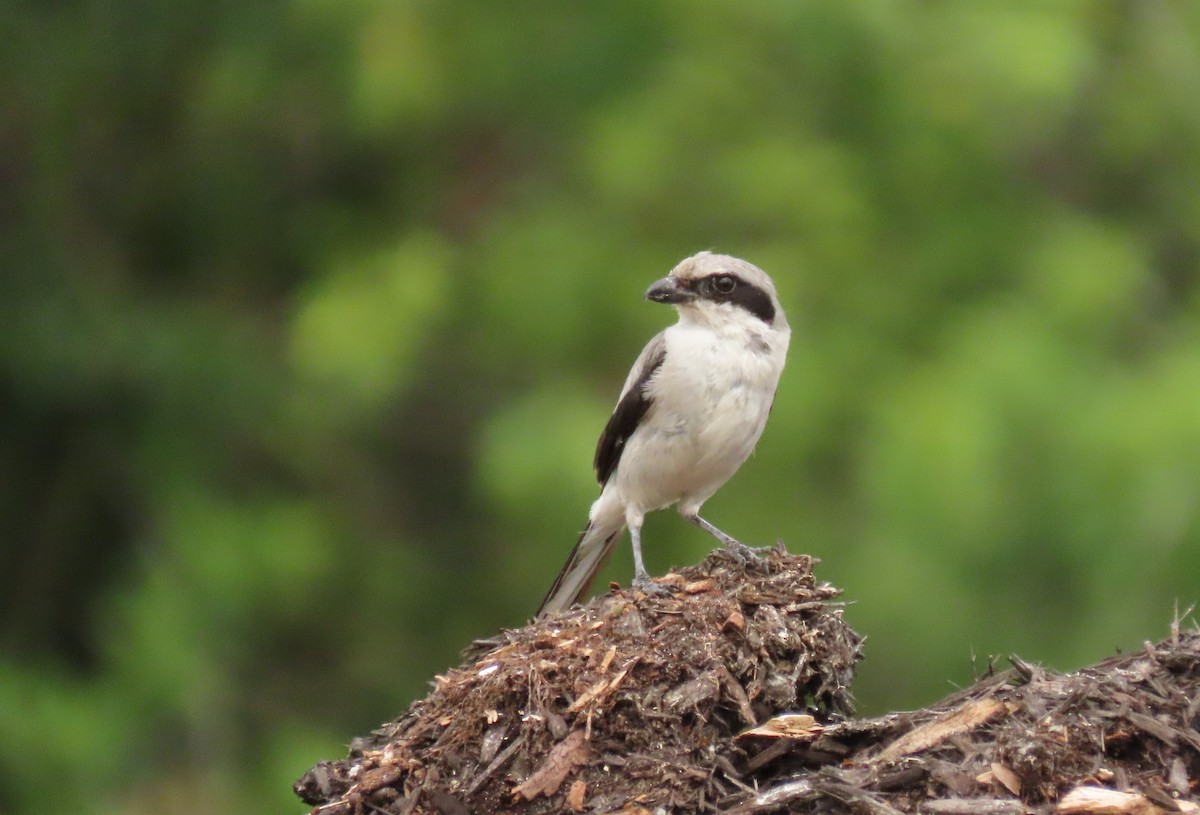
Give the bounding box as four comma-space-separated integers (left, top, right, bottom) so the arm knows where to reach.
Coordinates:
713, 275, 737, 294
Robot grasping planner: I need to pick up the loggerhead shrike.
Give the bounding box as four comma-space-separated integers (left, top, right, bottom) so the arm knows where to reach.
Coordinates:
537, 251, 790, 617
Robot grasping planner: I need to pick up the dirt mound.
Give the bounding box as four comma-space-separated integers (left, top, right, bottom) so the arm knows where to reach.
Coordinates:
295, 547, 860, 813
728, 624, 1200, 814
295, 547, 1200, 815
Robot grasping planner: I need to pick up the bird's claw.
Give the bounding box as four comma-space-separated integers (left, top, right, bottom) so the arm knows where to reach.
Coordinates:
632, 575, 674, 598
721, 539, 772, 570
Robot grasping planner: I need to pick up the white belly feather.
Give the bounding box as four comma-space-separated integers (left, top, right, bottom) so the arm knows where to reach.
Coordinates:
606, 320, 787, 515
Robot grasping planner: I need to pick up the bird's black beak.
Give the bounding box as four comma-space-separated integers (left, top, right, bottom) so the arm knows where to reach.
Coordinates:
645, 276, 695, 305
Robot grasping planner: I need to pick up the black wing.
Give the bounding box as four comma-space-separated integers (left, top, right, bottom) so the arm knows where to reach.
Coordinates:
593, 332, 667, 486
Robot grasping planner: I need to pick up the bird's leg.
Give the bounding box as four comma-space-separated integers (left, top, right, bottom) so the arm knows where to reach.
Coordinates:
685, 513, 770, 568
629, 522, 671, 596
631, 521, 651, 582
687, 513, 740, 547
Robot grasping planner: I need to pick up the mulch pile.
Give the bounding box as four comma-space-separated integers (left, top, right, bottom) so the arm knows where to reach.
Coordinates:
294, 547, 1200, 815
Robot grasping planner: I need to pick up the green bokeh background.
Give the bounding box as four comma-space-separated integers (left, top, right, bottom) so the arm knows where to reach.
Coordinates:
3, 2, 1200, 812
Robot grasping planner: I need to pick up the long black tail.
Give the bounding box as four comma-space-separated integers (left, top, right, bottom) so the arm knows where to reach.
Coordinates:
536, 520, 624, 617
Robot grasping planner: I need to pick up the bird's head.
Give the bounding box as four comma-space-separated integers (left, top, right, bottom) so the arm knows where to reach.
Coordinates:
644, 251, 787, 331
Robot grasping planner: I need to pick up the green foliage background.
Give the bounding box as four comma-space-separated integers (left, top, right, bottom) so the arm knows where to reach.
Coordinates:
3, 2, 1200, 812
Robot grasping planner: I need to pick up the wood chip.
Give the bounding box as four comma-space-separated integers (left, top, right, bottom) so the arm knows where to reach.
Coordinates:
923, 799, 1029, 815
566, 779, 587, 812
665, 672, 721, 711
356, 766, 403, 795
738, 714, 821, 740
1124, 711, 1182, 746
731, 778, 820, 813
512, 731, 591, 801
684, 578, 716, 593
1168, 757, 1191, 796
716, 664, 758, 726
478, 723, 506, 764
878, 697, 1011, 761
723, 609, 746, 631
1058, 787, 1198, 815
990, 762, 1022, 795
565, 676, 610, 714
567, 659, 636, 713
463, 734, 524, 796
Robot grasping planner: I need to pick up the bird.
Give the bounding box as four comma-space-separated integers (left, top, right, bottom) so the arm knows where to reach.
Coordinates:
536, 251, 790, 617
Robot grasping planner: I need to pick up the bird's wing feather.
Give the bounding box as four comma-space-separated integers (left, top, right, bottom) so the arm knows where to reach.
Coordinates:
593, 330, 668, 486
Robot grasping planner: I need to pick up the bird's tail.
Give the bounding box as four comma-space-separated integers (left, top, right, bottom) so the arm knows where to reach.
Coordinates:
536, 519, 624, 617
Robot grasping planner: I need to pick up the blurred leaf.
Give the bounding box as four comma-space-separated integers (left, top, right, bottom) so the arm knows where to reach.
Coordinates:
290, 232, 451, 412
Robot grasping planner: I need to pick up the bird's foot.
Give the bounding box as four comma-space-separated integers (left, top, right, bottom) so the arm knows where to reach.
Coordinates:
721, 539, 772, 570
632, 574, 674, 598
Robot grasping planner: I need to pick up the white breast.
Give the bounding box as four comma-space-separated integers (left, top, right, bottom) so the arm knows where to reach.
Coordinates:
611, 318, 789, 514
